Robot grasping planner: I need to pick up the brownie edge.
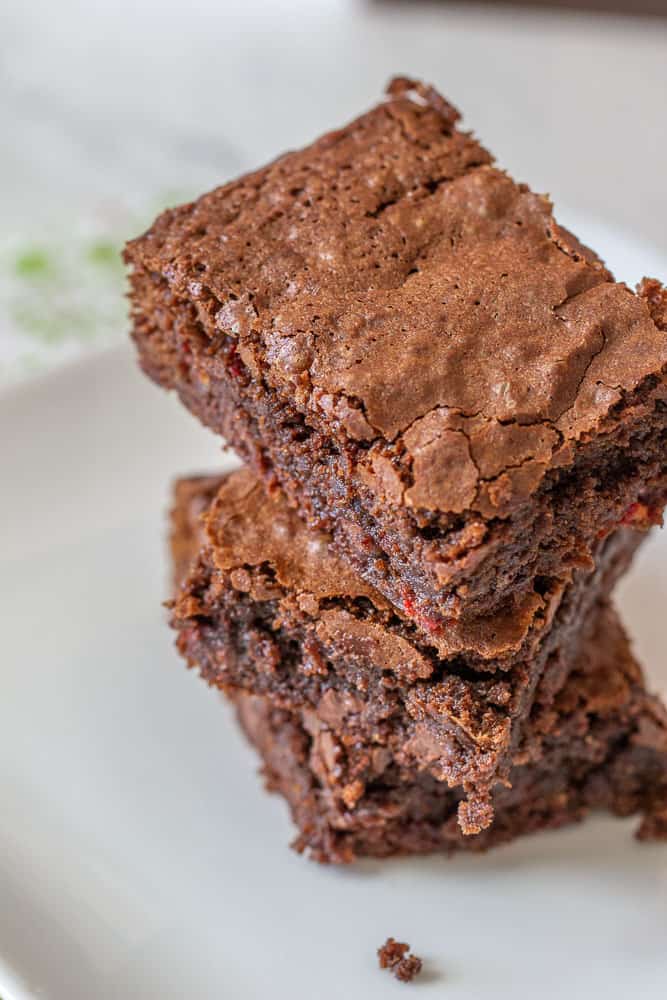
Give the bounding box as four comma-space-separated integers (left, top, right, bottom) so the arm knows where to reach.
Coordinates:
231, 600, 667, 864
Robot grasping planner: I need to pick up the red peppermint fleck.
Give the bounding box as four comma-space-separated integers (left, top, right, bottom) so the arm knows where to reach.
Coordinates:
401, 590, 443, 633
401, 588, 416, 616
620, 502, 642, 525
620, 501, 664, 528
419, 615, 443, 634
227, 341, 245, 379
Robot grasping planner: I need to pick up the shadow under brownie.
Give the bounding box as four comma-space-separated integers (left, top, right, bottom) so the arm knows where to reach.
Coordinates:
170, 467, 642, 835
127, 76, 667, 643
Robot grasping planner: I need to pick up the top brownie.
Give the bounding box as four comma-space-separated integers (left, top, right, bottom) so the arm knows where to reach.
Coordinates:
126, 77, 667, 634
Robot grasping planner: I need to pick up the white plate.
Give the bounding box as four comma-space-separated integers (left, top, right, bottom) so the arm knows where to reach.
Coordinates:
1, 219, 667, 1000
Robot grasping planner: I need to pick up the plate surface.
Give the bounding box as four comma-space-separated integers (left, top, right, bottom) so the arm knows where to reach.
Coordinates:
1, 219, 666, 1000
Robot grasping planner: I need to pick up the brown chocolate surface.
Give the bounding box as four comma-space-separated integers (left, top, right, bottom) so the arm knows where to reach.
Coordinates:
231, 602, 667, 863
128, 77, 667, 633
127, 78, 665, 478
170, 468, 642, 834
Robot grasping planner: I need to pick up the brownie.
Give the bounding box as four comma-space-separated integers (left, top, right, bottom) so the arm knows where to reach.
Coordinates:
170, 467, 642, 835
377, 939, 423, 983
127, 76, 667, 639
231, 602, 667, 863
170, 473, 224, 585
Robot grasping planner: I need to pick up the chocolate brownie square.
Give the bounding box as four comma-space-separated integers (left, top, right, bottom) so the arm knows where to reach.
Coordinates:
169, 467, 642, 835
127, 77, 667, 640
232, 602, 667, 862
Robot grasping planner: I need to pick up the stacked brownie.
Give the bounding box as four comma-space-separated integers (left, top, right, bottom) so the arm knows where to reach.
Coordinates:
126, 77, 667, 861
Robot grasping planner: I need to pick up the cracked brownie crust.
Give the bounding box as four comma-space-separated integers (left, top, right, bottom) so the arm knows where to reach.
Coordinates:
231, 602, 667, 863
170, 468, 642, 834
127, 77, 667, 634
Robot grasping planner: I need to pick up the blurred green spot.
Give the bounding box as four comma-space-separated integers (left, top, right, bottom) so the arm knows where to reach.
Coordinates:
87, 240, 121, 267
15, 249, 52, 278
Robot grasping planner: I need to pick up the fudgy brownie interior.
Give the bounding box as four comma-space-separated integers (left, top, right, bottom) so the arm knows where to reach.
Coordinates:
170, 468, 642, 834
231, 601, 667, 863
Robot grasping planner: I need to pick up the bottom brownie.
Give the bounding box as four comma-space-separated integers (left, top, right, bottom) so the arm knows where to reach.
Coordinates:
171, 470, 644, 835
231, 605, 667, 863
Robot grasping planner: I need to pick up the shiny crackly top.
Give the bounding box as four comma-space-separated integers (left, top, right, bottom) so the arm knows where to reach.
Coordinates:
130, 77, 667, 516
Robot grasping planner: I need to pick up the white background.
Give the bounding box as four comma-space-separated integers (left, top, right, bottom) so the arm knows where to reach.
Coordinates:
1, 3, 666, 997
2, 0, 667, 237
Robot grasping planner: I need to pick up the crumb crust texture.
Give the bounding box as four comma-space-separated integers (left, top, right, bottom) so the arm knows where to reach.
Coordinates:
170, 469, 651, 838
231, 596, 667, 864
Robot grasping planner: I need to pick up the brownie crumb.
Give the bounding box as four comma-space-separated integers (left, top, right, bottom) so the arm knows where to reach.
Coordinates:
378, 937, 423, 983
457, 794, 494, 836
636, 801, 667, 841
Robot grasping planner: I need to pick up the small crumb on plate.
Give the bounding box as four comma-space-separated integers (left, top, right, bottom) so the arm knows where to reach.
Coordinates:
378, 937, 423, 983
